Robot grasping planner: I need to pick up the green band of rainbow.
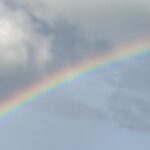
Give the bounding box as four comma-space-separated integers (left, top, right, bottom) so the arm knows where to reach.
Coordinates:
0, 39, 150, 119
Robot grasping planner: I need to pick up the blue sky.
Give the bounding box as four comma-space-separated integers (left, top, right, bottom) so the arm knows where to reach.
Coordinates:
0, 0, 150, 149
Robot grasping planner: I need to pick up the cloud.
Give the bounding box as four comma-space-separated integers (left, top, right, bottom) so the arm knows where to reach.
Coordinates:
1, 0, 149, 73
10, 0, 150, 44
0, 0, 149, 134
0, 1, 53, 73
50, 19, 111, 67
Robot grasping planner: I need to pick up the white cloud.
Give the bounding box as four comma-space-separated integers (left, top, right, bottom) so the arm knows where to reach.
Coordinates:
0, 2, 53, 73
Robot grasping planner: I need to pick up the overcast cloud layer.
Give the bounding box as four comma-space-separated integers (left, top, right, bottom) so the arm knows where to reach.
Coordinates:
0, 0, 150, 149
0, 0, 150, 73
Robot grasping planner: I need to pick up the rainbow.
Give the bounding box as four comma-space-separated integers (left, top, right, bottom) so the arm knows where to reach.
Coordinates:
0, 39, 150, 119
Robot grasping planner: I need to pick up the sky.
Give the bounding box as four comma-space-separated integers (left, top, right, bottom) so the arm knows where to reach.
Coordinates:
0, 0, 150, 149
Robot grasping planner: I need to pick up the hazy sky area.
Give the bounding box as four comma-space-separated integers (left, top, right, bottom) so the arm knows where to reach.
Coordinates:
0, 0, 150, 149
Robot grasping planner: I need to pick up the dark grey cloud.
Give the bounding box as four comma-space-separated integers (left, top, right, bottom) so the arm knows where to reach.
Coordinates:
50, 19, 111, 68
